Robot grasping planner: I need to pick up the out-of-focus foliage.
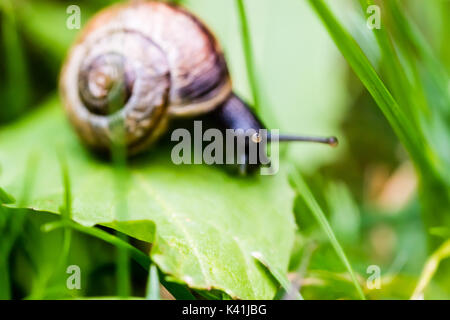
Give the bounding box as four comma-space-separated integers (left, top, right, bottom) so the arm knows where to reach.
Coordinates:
0, 0, 449, 300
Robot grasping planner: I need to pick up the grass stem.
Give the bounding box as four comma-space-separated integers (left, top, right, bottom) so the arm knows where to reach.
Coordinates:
411, 239, 450, 299
289, 168, 366, 300
146, 264, 160, 300
236, 0, 261, 112
43, 220, 151, 271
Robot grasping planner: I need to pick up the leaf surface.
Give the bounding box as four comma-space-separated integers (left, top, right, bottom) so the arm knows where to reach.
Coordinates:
0, 97, 296, 299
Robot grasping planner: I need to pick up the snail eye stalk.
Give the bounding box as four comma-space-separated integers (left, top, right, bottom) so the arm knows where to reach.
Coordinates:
270, 134, 339, 147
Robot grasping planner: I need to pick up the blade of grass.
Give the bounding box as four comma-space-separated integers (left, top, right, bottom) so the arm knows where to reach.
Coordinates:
358, 0, 425, 125
411, 239, 450, 300
384, 0, 450, 182
43, 220, 151, 271
387, 0, 450, 110
0, 154, 38, 299
252, 252, 303, 300
0, 202, 11, 299
234, 0, 285, 157
307, 0, 431, 176
146, 264, 160, 300
289, 167, 366, 300
116, 234, 131, 298
308, 0, 450, 243
0, 0, 31, 121
430, 227, 450, 239
110, 116, 131, 298
25, 153, 74, 299
55, 152, 73, 274
0, 250, 11, 299
43, 219, 197, 300
283, 241, 317, 300
58, 151, 72, 221
235, 0, 261, 112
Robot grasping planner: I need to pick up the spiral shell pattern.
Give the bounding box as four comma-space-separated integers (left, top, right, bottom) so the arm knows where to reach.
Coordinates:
60, 1, 231, 154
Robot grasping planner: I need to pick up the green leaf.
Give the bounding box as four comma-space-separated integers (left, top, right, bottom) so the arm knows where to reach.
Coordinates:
0, 96, 296, 299
252, 252, 303, 300
0, 187, 15, 204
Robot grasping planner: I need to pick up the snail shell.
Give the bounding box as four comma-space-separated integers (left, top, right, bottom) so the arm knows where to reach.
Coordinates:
60, 1, 232, 155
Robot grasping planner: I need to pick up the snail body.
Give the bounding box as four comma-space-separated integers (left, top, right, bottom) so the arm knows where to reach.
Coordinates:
61, 1, 233, 155
60, 1, 337, 172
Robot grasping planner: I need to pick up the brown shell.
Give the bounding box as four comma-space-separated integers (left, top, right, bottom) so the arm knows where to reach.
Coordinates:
60, 1, 232, 154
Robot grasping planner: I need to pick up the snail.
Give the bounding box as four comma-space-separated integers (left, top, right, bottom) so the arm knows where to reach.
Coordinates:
60, 0, 337, 173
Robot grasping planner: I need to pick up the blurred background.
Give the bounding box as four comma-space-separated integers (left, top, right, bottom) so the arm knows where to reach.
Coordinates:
0, 0, 449, 299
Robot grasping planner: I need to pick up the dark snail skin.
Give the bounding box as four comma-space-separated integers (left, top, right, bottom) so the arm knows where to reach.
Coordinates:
212, 94, 265, 134
60, 0, 338, 170
208, 94, 268, 174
